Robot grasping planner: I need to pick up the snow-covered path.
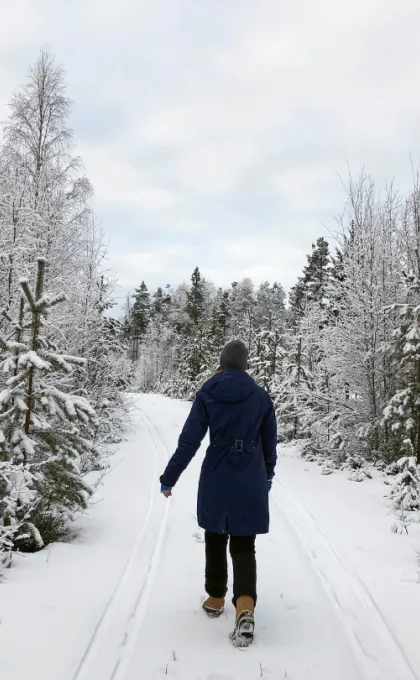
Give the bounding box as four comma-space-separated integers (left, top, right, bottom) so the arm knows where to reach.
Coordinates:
117, 398, 361, 680
2, 394, 420, 680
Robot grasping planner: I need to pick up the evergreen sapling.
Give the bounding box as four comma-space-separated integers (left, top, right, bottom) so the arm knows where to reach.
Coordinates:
0, 258, 98, 554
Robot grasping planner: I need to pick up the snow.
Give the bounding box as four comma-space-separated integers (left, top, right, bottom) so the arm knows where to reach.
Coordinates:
18, 350, 51, 370
1, 394, 420, 680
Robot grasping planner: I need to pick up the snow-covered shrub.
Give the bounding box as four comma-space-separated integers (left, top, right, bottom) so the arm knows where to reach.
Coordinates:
321, 461, 335, 476
348, 468, 373, 483
389, 456, 420, 511
385, 461, 400, 476
0, 461, 38, 556
388, 456, 420, 533
339, 455, 373, 482
375, 459, 387, 472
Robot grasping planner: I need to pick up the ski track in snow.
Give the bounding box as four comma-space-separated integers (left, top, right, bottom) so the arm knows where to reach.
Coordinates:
272, 481, 419, 680
55, 395, 419, 680
119, 400, 361, 680
110, 414, 171, 680
69, 409, 170, 680
5, 394, 419, 680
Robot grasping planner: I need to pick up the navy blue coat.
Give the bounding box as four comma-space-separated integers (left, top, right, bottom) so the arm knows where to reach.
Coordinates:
160, 370, 277, 535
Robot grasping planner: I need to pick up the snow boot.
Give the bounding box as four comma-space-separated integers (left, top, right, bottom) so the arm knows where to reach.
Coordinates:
231, 596, 255, 648
203, 596, 225, 618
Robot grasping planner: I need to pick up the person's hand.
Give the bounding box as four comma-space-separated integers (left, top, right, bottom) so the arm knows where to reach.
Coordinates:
267, 477, 273, 492
161, 484, 172, 498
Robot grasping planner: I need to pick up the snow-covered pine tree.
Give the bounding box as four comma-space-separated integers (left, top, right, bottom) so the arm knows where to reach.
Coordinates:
135, 285, 175, 394
273, 332, 313, 441
250, 283, 286, 390
0, 298, 37, 564
302, 237, 331, 308
179, 267, 208, 396
288, 278, 306, 330
229, 279, 255, 344
277, 238, 333, 444
211, 288, 231, 352
81, 277, 129, 454
382, 272, 420, 463
155, 283, 188, 397
131, 282, 151, 362
152, 286, 172, 321
193, 289, 228, 383
0, 258, 97, 554
288, 237, 332, 325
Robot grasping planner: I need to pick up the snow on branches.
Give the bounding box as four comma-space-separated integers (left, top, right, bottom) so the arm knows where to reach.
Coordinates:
388, 456, 420, 534
0, 259, 97, 557
0, 49, 129, 566
382, 273, 420, 463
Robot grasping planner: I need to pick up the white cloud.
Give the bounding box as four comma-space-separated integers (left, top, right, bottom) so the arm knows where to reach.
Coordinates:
0, 1, 47, 114
109, 242, 199, 290
2, 0, 420, 298
80, 0, 155, 30
80, 146, 180, 210
175, 138, 258, 193
270, 166, 338, 213
0, 0, 44, 48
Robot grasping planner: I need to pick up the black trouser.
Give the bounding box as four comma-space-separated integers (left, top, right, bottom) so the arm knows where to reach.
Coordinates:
205, 531, 257, 606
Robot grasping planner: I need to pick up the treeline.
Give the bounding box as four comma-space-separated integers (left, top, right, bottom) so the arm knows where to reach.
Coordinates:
125, 174, 420, 478
0, 50, 129, 562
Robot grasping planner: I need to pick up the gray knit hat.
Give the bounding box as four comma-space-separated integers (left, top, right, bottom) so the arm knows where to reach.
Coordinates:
220, 340, 248, 371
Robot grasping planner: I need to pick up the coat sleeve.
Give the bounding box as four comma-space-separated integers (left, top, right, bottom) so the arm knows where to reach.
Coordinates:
160, 394, 209, 488
260, 395, 278, 478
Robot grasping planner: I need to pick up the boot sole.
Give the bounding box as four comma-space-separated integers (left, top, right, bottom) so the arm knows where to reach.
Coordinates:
231, 610, 254, 648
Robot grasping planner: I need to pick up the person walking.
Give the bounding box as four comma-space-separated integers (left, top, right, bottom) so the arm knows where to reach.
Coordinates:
160, 340, 277, 646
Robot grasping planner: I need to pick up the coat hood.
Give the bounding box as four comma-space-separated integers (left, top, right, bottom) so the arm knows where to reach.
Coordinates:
202, 370, 257, 404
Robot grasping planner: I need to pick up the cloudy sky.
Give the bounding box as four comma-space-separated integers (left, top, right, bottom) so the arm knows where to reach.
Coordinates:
1, 0, 420, 301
